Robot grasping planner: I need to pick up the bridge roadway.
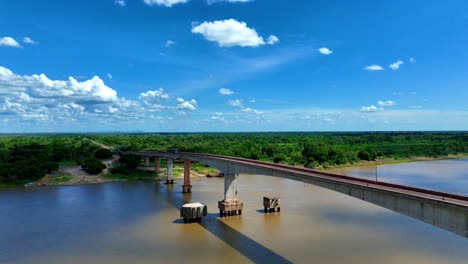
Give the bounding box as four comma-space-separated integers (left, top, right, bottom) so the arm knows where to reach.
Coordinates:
123, 151, 468, 238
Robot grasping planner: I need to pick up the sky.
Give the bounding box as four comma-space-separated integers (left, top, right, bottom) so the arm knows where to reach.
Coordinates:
1, 0, 468, 132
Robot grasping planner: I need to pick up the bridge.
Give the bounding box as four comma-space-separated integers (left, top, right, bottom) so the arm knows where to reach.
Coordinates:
122, 151, 468, 238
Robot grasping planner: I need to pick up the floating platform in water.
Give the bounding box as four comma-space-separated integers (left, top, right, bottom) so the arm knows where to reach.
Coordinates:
180, 202, 207, 223
218, 199, 243, 217
263, 196, 280, 213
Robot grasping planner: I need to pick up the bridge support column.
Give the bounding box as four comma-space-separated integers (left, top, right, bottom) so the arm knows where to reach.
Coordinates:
224, 173, 239, 200
154, 157, 160, 174
165, 158, 174, 184
182, 159, 192, 193
218, 173, 243, 217
144, 156, 150, 167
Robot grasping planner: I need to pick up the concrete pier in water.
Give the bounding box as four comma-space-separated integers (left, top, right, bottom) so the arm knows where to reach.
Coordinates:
182, 159, 192, 193
165, 158, 174, 184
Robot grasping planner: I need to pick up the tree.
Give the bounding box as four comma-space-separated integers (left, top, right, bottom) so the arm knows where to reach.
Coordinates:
119, 154, 141, 169
82, 157, 106, 175
95, 148, 113, 159
358, 149, 377, 161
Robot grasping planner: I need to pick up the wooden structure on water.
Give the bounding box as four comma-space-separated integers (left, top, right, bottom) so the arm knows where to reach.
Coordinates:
218, 199, 243, 217
180, 202, 207, 223
263, 196, 280, 213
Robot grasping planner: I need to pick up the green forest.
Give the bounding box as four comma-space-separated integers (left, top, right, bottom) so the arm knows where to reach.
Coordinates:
0, 136, 111, 185
1, 132, 467, 186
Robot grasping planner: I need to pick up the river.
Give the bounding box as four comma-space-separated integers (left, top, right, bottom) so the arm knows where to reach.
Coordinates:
1, 159, 468, 263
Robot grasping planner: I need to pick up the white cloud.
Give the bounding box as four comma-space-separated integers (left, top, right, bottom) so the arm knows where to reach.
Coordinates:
318, 47, 332, 55
241, 107, 262, 114
0, 37, 21, 48
210, 115, 225, 121
364, 65, 384, 71
228, 99, 243, 107
139, 88, 170, 101
360, 105, 384, 112
143, 0, 189, 7
165, 40, 175, 47
267, 35, 279, 45
23, 37, 38, 45
115, 0, 126, 6
389, 60, 403, 70
377, 100, 395, 107
191, 19, 279, 47
107, 73, 112, 80
219, 88, 234, 95
214, 112, 223, 115
176, 97, 197, 110
409, 57, 416, 63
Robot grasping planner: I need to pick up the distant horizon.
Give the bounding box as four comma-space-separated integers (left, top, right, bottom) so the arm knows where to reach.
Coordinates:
1, 1, 468, 132
1, 130, 467, 135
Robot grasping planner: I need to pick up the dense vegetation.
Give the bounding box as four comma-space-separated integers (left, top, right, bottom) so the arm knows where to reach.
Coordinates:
0, 132, 467, 185
91, 132, 468, 168
0, 136, 104, 185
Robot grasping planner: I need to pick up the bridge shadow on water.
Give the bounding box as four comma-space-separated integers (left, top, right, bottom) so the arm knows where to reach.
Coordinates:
155, 183, 292, 264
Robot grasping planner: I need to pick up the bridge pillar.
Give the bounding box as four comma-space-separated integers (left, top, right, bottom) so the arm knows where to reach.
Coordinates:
144, 156, 150, 167
154, 157, 160, 174
165, 158, 174, 184
182, 159, 192, 193
224, 173, 239, 200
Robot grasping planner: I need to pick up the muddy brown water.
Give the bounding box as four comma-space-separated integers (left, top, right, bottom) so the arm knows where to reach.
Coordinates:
1, 159, 468, 263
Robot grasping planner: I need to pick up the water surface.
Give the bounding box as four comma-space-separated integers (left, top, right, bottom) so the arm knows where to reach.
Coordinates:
1, 161, 468, 263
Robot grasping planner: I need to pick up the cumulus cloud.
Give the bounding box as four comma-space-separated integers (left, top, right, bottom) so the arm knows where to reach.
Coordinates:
0, 66, 147, 126
228, 99, 243, 108
364, 65, 384, 71
219, 88, 234, 95
139, 88, 170, 109
318, 47, 332, 55
0, 66, 204, 130
23, 37, 38, 45
176, 97, 197, 110
107, 73, 112, 80
377, 100, 396, 107
165, 40, 175, 47
360, 105, 384, 112
409, 57, 416, 63
0, 37, 21, 48
191, 19, 279, 47
389, 60, 403, 70
143, 0, 188, 7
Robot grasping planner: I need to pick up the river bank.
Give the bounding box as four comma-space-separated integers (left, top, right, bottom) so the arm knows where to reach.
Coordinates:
317, 153, 468, 170
29, 161, 220, 187
11, 153, 468, 187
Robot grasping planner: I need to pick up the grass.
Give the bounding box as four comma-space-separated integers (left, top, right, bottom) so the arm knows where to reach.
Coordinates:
51, 175, 73, 183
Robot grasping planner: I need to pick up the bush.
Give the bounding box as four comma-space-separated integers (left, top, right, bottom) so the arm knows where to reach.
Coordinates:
95, 148, 113, 159
119, 154, 141, 169
82, 157, 106, 175
358, 150, 377, 161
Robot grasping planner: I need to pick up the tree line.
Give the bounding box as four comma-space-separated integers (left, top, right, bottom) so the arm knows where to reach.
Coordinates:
1, 132, 467, 185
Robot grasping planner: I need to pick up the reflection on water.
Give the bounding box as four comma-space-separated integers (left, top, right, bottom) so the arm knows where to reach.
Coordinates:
1, 165, 468, 264
329, 158, 468, 194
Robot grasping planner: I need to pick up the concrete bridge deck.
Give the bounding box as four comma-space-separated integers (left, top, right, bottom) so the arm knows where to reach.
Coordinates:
121, 151, 468, 238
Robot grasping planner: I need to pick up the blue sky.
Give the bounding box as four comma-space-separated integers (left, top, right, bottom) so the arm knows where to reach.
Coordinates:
1, 0, 468, 132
